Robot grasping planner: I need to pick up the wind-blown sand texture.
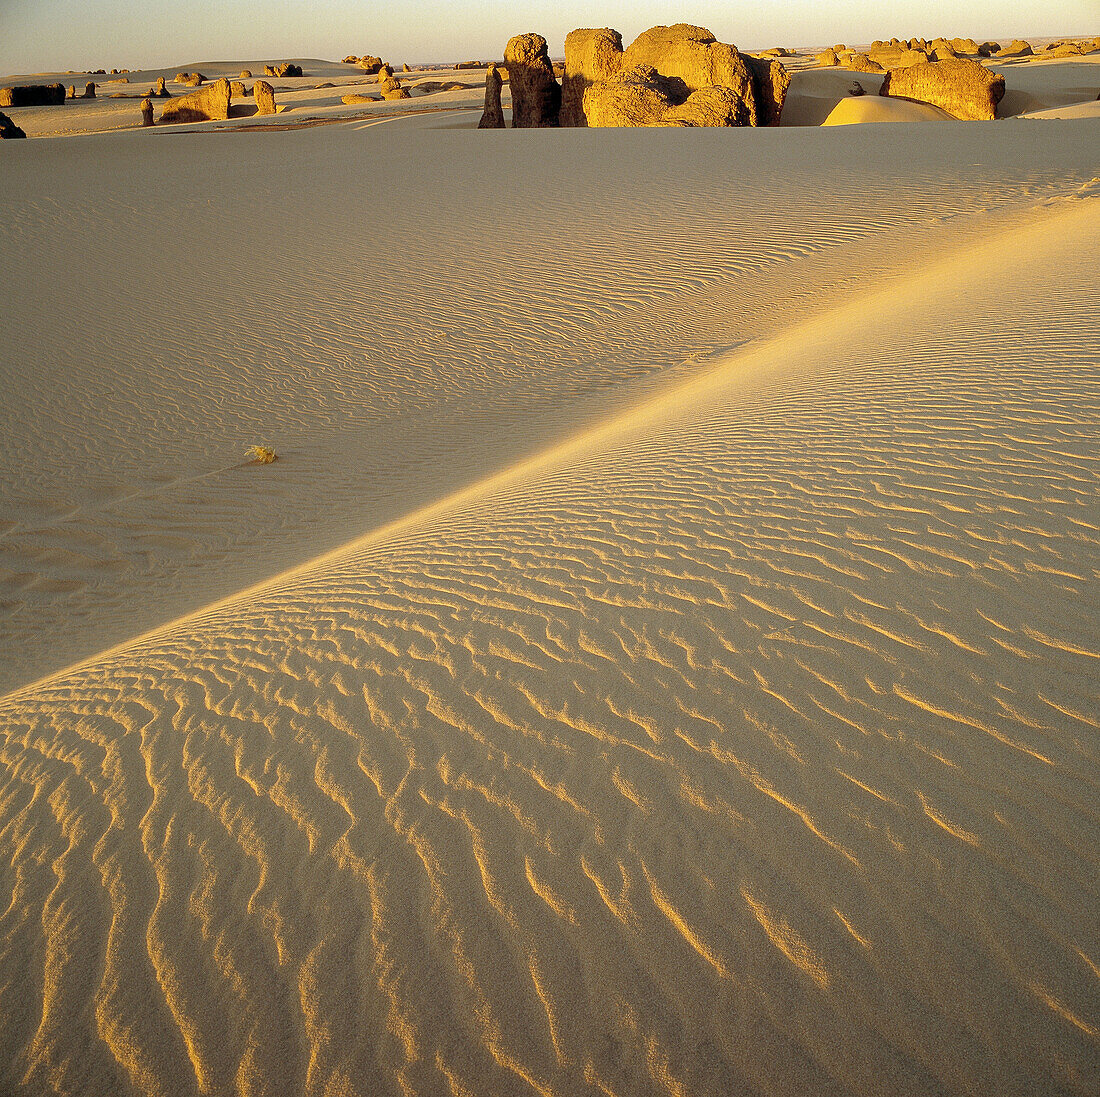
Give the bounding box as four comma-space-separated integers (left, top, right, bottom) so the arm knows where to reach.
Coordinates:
1, 50, 1099, 1097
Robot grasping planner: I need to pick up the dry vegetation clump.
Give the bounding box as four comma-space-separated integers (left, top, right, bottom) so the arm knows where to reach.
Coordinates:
245, 445, 278, 464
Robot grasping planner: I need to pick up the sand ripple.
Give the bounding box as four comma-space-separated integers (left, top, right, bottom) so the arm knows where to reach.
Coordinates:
1, 195, 1097, 1095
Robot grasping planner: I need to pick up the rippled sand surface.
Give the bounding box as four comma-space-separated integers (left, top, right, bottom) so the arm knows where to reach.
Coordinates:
1, 113, 1098, 1096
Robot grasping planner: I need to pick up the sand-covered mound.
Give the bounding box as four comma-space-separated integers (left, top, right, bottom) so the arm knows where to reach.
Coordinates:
822, 94, 954, 124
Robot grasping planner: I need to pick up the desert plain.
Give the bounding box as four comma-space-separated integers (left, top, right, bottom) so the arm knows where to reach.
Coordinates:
0, 25, 1098, 1097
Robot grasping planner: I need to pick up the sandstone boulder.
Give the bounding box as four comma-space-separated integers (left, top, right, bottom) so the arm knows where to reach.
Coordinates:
816, 48, 839, 66
478, 62, 505, 127
504, 33, 561, 126
176, 72, 205, 86
377, 64, 394, 80
254, 80, 276, 114
341, 93, 377, 104
562, 27, 623, 126
155, 76, 170, 97
381, 86, 411, 100
744, 54, 790, 124
81, 82, 96, 98
1048, 43, 1083, 57
583, 64, 682, 127
230, 80, 247, 97
951, 38, 980, 54
622, 24, 752, 109
357, 57, 383, 74
275, 63, 303, 77
0, 111, 27, 138
239, 70, 252, 79
68, 85, 76, 99
0, 83, 66, 107
661, 85, 750, 126
342, 55, 357, 64
140, 98, 153, 126
879, 58, 1005, 120
1002, 40, 1033, 56
978, 42, 999, 57
158, 77, 231, 124
378, 75, 401, 94
402, 64, 411, 72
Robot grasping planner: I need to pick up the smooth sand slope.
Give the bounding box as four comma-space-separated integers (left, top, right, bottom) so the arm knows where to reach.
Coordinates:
1, 82, 1099, 1097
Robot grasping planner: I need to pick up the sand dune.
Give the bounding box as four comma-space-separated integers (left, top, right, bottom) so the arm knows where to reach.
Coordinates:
2, 105, 1099, 1094
2, 43, 1100, 1097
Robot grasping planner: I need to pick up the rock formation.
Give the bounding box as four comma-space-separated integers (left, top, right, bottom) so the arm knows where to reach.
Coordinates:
661, 85, 750, 126
583, 65, 684, 127
846, 53, 885, 73
381, 87, 411, 100
341, 93, 377, 104
562, 27, 623, 126
879, 58, 1005, 121
504, 33, 561, 126
744, 54, 791, 125
155, 76, 170, 97
402, 64, 411, 72
579, 24, 791, 127
158, 77, 231, 124
140, 97, 153, 126
254, 80, 276, 114
951, 38, 980, 54
68, 85, 76, 99
816, 48, 839, 66
622, 24, 751, 107
478, 63, 505, 128
0, 83, 66, 107
378, 75, 401, 94
977, 42, 999, 57
358, 57, 384, 74
81, 82, 96, 98
0, 111, 27, 138
1002, 40, 1033, 56
175, 72, 205, 86
274, 63, 303, 77
377, 63, 394, 81
230, 80, 247, 98
239, 70, 252, 79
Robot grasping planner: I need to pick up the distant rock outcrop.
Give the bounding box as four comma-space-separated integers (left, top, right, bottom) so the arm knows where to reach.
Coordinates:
341, 93, 377, 104
951, 38, 980, 54
68, 85, 76, 99
478, 63, 505, 128
239, 70, 253, 79
158, 77, 231, 124
81, 82, 96, 98
579, 23, 790, 127
816, 48, 839, 67
0, 111, 27, 138
175, 72, 205, 86
1001, 40, 1033, 56
504, 33, 561, 126
254, 80, 276, 114
155, 76, 170, 97
357, 57, 384, 74
562, 27, 623, 126
846, 53, 885, 73
140, 98, 154, 126
276, 63, 303, 77
0, 83, 66, 107
879, 58, 1005, 120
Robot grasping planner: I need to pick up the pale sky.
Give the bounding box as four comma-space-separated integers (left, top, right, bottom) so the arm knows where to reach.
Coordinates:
2, 0, 1096, 76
